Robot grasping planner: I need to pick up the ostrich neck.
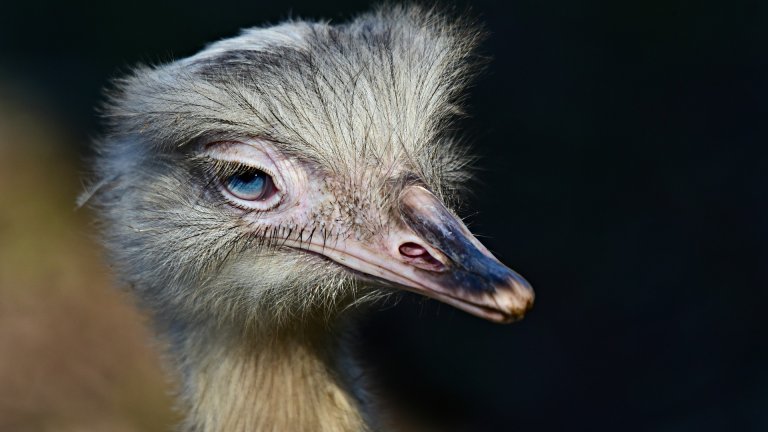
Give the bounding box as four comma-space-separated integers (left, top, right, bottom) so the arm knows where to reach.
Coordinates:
169, 319, 370, 432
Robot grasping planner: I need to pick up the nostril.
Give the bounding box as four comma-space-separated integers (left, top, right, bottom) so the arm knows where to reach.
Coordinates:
399, 242, 446, 272
399, 242, 427, 257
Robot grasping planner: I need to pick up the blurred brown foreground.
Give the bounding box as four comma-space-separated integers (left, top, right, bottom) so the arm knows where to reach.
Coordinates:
0, 86, 176, 431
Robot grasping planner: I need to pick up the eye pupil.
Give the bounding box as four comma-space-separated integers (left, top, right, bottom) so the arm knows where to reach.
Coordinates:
225, 170, 269, 200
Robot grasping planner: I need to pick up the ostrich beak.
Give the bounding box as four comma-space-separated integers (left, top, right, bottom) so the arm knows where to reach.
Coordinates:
288, 186, 534, 323
393, 186, 534, 323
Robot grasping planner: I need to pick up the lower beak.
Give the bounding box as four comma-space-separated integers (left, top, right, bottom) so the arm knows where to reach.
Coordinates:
286, 186, 534, 323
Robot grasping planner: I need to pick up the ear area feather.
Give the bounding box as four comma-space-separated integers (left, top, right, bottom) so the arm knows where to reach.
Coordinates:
76, 174, 121, 209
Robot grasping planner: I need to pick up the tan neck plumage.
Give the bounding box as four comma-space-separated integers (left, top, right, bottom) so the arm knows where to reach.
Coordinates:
175, 325, 368, 432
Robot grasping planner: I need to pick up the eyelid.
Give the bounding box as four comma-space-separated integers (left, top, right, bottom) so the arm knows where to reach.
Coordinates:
198, 142, 284, 211
201, 142, 284, 190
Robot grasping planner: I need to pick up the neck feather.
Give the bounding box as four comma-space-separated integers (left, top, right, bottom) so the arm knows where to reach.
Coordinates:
168, 319, 370, 432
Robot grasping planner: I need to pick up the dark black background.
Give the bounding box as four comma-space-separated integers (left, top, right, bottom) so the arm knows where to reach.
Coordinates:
2, 1, 765, 431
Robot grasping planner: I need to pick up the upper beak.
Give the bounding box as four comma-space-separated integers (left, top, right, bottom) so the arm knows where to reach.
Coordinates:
285, 186, 534, 323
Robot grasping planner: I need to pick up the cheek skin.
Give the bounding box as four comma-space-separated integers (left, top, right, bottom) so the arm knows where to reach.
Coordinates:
219, 139, 392, 245
244, 159, 389, 245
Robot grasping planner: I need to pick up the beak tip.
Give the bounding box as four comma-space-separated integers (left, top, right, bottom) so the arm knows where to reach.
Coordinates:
493, 280, 535, 324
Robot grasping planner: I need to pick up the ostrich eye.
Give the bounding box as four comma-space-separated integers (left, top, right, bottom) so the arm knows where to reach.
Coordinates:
202, 141, 283, 211
223, 168, 276, 201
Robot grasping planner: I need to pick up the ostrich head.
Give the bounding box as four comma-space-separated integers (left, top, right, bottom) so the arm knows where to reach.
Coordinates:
86, 6, 533, 333
85, 6, 536, 430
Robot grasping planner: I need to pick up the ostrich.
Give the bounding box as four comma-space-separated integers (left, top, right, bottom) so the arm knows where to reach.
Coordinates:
83, 5, 534, 431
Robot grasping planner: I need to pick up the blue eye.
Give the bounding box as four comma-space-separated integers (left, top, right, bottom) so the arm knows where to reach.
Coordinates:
223, 169, 274, 201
